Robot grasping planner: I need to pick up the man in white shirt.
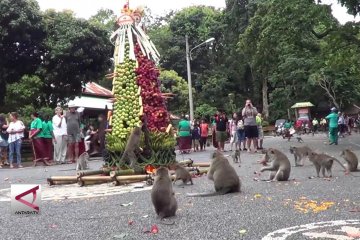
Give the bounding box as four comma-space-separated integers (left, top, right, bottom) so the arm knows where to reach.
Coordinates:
52, 107, 68, 164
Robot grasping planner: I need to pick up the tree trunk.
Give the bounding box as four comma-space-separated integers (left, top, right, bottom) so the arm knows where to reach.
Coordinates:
262, 77, 269, 119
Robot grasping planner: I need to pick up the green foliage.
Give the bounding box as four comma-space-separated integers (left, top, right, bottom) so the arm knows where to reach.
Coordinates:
4, 75, 43, 111
159, 70, 192, 115
195, 103, 217, 119
337, 0, 360, 16
0, 0, 45, 105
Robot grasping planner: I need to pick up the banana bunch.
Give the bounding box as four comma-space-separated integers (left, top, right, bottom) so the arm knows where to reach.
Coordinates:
149, 132, 176, 152
106, 135, 127, 152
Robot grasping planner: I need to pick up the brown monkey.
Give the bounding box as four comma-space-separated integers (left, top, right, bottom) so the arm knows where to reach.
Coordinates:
187, 151, 240, 197
120, 126, 142, 169
296, 136, 304, 143
151, 167, 177, 224
260, 148, 291, 181
173, 163, 193, 185
308, 151, 348, 178
289, 146, 312, 167
340, 149, 359, 172
232, 149, 241, 165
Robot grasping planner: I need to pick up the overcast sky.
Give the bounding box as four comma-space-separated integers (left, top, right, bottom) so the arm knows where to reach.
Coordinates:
36, 0, 359, 24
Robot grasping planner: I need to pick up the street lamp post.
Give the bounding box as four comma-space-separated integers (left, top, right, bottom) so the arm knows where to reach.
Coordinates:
185, 35, 215, 122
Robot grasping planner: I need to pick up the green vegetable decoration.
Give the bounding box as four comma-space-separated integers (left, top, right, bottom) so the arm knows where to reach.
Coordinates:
106, 2, 176, 169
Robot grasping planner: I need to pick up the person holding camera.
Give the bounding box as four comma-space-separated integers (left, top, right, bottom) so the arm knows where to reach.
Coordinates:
214, 110, 228, 152
242, 99, 258, 152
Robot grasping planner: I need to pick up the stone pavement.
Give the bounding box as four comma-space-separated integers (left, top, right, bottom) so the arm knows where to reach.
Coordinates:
0, 133, 360, 240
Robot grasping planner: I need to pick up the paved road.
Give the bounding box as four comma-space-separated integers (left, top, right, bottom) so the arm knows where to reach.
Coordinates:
1, 133, 360, 240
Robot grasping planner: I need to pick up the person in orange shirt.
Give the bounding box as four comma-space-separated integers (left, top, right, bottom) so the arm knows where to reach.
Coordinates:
199, 119, 209, 151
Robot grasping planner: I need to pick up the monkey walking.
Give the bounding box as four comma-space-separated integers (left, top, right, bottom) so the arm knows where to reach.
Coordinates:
173, 163, 193, 185
259, 148, 291, 181
76, 152, 89, 171
151, 167, 177, 225
308, 151, 349, 178
340, 149, 359, 172
289, 146, 312, 166
187, 151, 241, 197
232, 149, 241, 166
296, 136, 304, 143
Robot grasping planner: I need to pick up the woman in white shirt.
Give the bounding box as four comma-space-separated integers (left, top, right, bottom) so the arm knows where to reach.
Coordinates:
6, 112, 25, 168
52, 107, 68, 164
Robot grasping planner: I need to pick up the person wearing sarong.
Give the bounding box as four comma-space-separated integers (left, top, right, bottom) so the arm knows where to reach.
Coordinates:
326, 107, 339, 145
178, 115, 191, 153
29, 112, 49, 166
40, 115, 55, 163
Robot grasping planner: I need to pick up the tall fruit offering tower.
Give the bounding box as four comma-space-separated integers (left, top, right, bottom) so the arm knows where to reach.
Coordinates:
106, 3, 176, 170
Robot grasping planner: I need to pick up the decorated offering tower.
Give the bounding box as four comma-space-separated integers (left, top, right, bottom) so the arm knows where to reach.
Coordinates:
105, 2, 176, 171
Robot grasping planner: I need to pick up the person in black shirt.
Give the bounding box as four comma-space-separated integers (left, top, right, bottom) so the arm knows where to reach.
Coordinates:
215, 110, 228, 151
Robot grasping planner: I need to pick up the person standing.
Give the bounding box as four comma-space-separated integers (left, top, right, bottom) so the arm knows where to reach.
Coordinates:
65, 102, 82, 163
236, 115, 246, 151
256, 113, 264, 150
229, 113, 238, 151
52, 107, 68, 164
178, 115, 192, 154
326, 107, 339, 145
0, 114, 9, 168
191, 122, 201, 152
29, 112, 48, 166
199, 119, 209, 151
242, 99, 258, 152
215, 110, 228, 152
40, 114, 55, 164
338, 112, 345, 138
6, 112, 25, 168
312, 118, 319, 134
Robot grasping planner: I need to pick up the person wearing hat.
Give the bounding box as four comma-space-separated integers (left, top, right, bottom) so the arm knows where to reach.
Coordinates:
325, 107, 339, 145
65, 101, 82, 163
52, 106, 68, 164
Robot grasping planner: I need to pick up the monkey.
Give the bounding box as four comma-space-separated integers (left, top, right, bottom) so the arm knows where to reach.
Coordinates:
296, 136, 304, 143
340, 149, 359, 172
120, 126, 142, 170
289, 146, 312, 166
308, 151, 349, 178
232, 149, 241, 165
151, 167, 177, 225
173, 163, 193, 185
76, 152, 89, 171
259, 148, 291, 181
187, 150, 240, 197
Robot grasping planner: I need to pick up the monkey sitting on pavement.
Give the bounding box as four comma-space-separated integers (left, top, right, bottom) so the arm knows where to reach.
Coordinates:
173, 163, 193, 185
340, 149, 359, 172
151, 167, 177, 225
187, 150, 241, 197
232, 149, 241, 165
308, 151, 348, 178
76, 152, 89, 171
259, 148, 291, 181
289, 146, 312, 167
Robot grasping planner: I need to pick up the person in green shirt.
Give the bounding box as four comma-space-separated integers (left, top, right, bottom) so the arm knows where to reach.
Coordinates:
40, 115, 55, 163
178, 115, 191, 153
256, 113, 264, 149
325, 107, 339, 145
29, 112, 49, 166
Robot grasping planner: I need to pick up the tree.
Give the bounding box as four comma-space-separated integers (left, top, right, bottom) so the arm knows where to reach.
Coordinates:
4, 75, 44, 111
337, 0, 360, 16
38, 10, 113, 105
89, 9, 117, 35
159, 70, 192, 115
0, 0, 45, 106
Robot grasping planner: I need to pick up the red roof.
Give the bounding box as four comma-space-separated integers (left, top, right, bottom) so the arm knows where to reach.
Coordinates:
83, 82, 113, 98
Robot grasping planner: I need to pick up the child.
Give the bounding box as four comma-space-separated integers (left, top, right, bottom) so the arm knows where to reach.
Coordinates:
192, 123, 201, 152
199, 119, 209, 151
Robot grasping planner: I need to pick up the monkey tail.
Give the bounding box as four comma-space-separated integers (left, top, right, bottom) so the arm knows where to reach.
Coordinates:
333, 158, 360, 177
186, 188, 233, 197
157, 218, 175, 225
